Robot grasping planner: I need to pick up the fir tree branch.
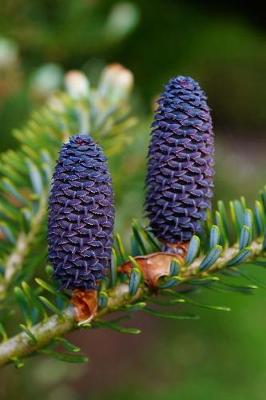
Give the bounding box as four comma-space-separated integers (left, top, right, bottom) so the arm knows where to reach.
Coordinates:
1, 66, 266, 369
0, 283, 145, 367
187, 239, 262, 275
0, 237, 263, 368
0, 195, 47, 301
0, 307, 75, 367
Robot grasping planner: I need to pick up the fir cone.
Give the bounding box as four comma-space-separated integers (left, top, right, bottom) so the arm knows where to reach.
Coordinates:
48, 134, 114, 290
145, 76, 214, 245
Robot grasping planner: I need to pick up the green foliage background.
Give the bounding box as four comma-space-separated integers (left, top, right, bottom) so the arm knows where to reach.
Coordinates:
1, 0, 266, 399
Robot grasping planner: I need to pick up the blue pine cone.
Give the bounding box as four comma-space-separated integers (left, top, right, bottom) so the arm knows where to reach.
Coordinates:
48, 134, 114, 290
145, 76, 214, 244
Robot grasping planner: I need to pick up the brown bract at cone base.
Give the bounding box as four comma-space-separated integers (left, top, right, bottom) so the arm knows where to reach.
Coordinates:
119, 242, 189, 288
71, 242, 189, 321
71, 289, 98, 322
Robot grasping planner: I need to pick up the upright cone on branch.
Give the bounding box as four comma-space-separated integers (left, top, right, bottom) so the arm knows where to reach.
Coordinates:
48, 134, 114, 291
145, 76, 214, 247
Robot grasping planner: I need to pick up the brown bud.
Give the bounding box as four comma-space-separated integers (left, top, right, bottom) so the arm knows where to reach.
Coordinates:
71, 289, 98, 322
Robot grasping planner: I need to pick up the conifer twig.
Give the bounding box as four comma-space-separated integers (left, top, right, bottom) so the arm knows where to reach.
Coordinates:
0, 195, 47, 301
0, 238, 262, 368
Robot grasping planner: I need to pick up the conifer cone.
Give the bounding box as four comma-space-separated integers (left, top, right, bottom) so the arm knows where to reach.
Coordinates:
145, 76, 214, 245
48, 134, 114, 290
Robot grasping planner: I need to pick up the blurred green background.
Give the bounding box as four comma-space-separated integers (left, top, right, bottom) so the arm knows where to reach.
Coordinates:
1, 1, 266, 399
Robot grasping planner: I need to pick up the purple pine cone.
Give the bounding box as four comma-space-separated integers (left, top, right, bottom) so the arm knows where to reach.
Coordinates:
48, 134, 114, 290
145, 76, 214, 244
